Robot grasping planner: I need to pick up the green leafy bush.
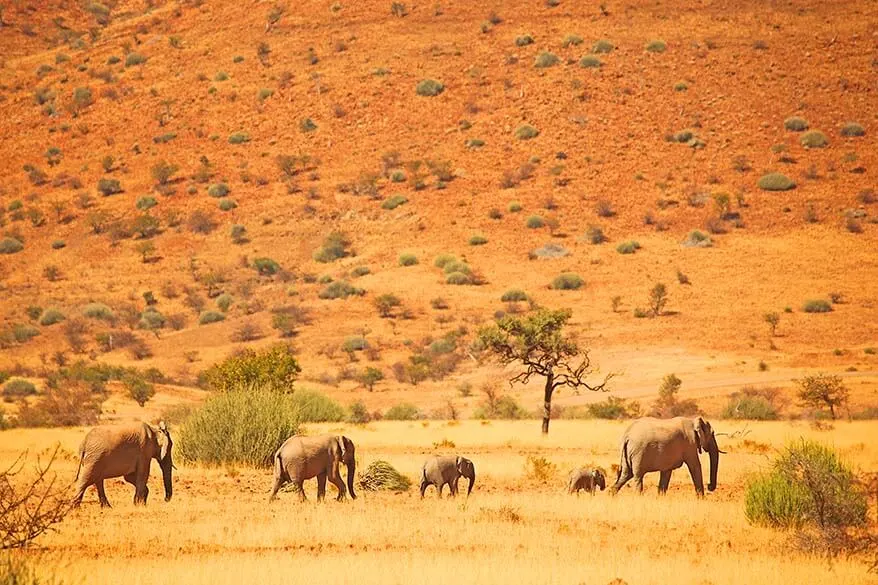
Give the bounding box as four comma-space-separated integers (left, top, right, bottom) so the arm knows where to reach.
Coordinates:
526, 215, 545, 228
592, 39, 614, 53
179, 389, 300, 466
445, 272, 472, 285
645, 39, 667, 53
800, 130, 827, 148
514, 125, 539, 140
0, 238, 23, 254
216, 293, 233, 312
416, 79, 444, 96
550, 273, 584, 290
199, 311, 226, 325
97, 178, 122, 196
586, 396, 641, 419
291, 389, 346, 422
434, 254, 457, 268
203, 345, 300, 393
579, 55, 601, 68
313, 232, 351, 263
382, 195, 408, 210
474, 395, 527, 419
803, 299, 832, 313
38, 309, 65, 326
319, 281, 365, 299
398, 253, 418, 266
384, 402, 421, 420
218, 198, 237, 211
616, 241, 641, 254
534, 52, 559, 68
561, 34, 583, 47
82, 302, 115, 321
745, 440, 867, 530
501, 289, 528, 302
10, 324, 39, 344
3, 379, 37, 398
442, 260, 471, 275
722, 390, 779, 420
783, 116, 809, 132
208, 183, 230, 197
253, 257, 280, 276
840, 122, 865, 137
673, 81, 688, 91
515, 35, 534, 47
469, 235, 488, 246
125, 52, 147, 67
508, 201, 522, 212
585, 225, 606, 244
136, 196, 157, 210
228, 132, 251, 144
758, 173, 795, 191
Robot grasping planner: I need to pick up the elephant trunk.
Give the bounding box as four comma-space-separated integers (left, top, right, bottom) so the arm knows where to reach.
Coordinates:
346, 459, 357, 500
707, 447, 718, 492
466, 470, 475, 496
161, 458, 173, 501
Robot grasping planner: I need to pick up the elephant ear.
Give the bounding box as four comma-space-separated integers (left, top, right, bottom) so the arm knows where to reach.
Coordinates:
157, 421, 172, 460
693, 416, 706, 454
334, 436, 346, 460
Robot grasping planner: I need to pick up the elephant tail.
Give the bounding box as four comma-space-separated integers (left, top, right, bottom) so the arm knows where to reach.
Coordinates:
74, 444, 85, 482
617, 439, 631, 483
273, 450, 287, 483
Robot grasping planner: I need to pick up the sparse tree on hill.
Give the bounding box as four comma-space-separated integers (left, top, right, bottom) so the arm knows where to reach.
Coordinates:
359, 367, 384, 392
649, 283, 668, 317
124, 375, 155, 407
476, 308, 614, 434
764, 312, 780, 337
796, 374, 849, 420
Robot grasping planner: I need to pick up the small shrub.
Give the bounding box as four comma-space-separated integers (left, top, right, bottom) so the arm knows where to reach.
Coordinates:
840, 122, 865, 137
253, 257, 280, 276
722, 391, 779, 420
514, 125, 539, 140
445, 272, 471, 285
3, 379, 37, 398
508, 201, 522, 212
469, 235, 488, 246
501, 289, 528, 302
595, 199, 615, 217
351, 266, 371, 277
218, 198, 237, 212
645, 40, 667, 53
586, 396, 641, 419
800, 130, 828, 149
526, 215, 545, 229
319, 281, 365, 299
382, 195, 408, 210
97, 178, 122, 196
550, 273, 583, 290
416, 79, 444, 97
357, 460, 411, 492
585, 225, 606, 244
681, 230, 713, 248
228, 132, 251, 144
136, 196, 157, 211
384, 403, 421, 421
39, 309, 65, 326
188, 210, 217, 234
299, 118, 317, 133
592, 39, 614, 53
125, 52, 147, 67
579, 55, 601, 68
757, 172, 795, 191
82, 302, 114, 321
348, 401, 371, 424
0, 238, 23, 254
216, 293, 233, 312
198, 311, 226, 325
515, 35, 534, 47
208, 183, 230, 197
534, 52, 559, 68
313, 231, 352, 263
803, 300, 832, 314
561, 34, 583, 47
673, 81, 688, 91
784, 116, 809, 132
398, 253, 418, 267
616, 241, 640, 254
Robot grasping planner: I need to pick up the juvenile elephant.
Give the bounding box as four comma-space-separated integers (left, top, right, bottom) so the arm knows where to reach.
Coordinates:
611, 416, 722, 496
420, 455, 475, 498
567, 467, 606, 494
269, 434, 356, 502
73, 421, 173, 508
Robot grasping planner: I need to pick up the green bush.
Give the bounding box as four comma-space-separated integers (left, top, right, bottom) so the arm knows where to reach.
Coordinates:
351, 266, 371, 277
616, 241, 641, 254
514, 125, 539, 140
550, 273, 584, 290
348, 400, 371, 424
840, 122, 865, 137
442, 260, 471, 275
299, 118, 317, 133
722, 393, 779, 420
3, 379, 37, 398
416, 79, 444, 96
501, 289, 528, 302
382, 195, 408, 210
313, 232, 351, 263
758, 172, 795, 191
592, 39, 614, 53
341, 336, 368, 353
208, 183, 230, 197
434, 254, 457, 268
203, 345, 300, 393
82, 302, 114, 321
216, 293, 233, 312
319, 281, 365, 299
39, 309, 65, 326
218, 198, 237, 211
469, 235, 488, 246
803, 299, 832, 313
515, 35, 534, 47
508, 201, 522, 212
228, 132, 251, 144
52, 240, 65, 249
585, 225, 606, 244
138, 308, 166, 330
125, 52, 147, 67
645, 39, 667, 53
587, 396, 641, 419
291, 389, 346, 422
199, 311, 226, 325
745, 440, 867, 530
561, 34, 583, 47
800, 130, 827, 148
179, 389, 300, 466
384, 402, 421, 421
534, 52, 559, 68
253, 257, 280, 276
398, 253, 418, 267
0, 238, 23, 254
136, 196, 157, 210
97, 178, 122, 196
526, 215, 545, 228
474, 395, 527, 419
445, 272, 472, 285
579, 55, 601, 68
783, 116, 809, 132
673, 81, 688, 91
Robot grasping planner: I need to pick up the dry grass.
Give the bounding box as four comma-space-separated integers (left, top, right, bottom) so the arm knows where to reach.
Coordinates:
2, 420, 876, 584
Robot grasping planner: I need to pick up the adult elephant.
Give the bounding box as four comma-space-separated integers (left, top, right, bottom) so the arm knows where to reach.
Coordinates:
73, 421, 173, 508
420, 455, 475, 498
610, 416, 722, 496
269, 434, 356, 502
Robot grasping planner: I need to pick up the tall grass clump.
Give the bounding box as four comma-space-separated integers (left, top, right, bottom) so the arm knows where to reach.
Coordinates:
722, 390, 779, 420
783, 117, 808, 132
82, 302, 115, 321
416, 79, 444, 96
803, 299, 832, 313
357, 460, 412, 492
179, 390, 300, 466
592, 39, 614, 53
550, 273, 584, 290
800, 130, 827, 148
383, 402, 421, 421
290, 389, 347, 422
758, 173, 795, 191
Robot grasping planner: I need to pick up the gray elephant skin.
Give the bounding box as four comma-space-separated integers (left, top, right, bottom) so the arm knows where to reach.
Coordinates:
420, 455, 475, 498
567, 467, 606, 494
611, 416, 721, 495
73, 421, 173, 507
269, 434, 357, 502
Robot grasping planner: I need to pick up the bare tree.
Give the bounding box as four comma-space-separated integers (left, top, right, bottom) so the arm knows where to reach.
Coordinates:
1, 447, 71, 550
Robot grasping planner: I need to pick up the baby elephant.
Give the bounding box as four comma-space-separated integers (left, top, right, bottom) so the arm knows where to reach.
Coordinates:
420, 455, 475, 498
567, 467, 606, 495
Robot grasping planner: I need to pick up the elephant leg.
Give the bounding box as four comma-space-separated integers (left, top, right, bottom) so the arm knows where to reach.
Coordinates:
658, 470, 672, 494
611, 466, 634, 494
72, 476, 91, 507
450, 478, 459, 497
96, 480, 111, 508
317, 472, 328, 502
685, 459, 705, 496
269, 476, 284, 502
437, 483, 444, 499
419, 478, 429, 499
328, 470, 346, 502
124, 473, 139, 505
634, 475, 645, 494
296, 480, 307, 503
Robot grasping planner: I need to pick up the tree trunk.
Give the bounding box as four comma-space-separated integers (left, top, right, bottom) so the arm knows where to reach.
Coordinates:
542, 372, 554, 434
828, 402, 836, 419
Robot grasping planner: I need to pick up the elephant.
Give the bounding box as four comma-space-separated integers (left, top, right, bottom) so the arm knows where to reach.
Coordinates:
419, 455, 475, 498
610, 416, 722, 496
567, 467, 606, 494
269, 434, 356, 502
73, 421, 173, 508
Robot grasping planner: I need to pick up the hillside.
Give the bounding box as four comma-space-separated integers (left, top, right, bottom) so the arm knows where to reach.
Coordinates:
0, 0, 877, 415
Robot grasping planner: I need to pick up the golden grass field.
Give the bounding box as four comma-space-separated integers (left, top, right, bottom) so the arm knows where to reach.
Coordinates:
3, 419, 877, 584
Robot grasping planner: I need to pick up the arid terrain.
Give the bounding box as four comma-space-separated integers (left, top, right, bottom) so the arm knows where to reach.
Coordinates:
0, 0, 877, 581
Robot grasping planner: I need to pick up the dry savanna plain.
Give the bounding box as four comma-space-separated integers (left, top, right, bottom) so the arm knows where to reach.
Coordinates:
1, 0, 878, 582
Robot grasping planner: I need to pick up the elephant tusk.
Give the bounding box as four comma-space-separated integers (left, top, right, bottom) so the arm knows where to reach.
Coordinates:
717, 449, 727, 454
171, 463, 178, 470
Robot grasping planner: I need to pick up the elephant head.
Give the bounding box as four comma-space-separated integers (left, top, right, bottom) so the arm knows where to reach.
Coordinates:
334, 435, 357, 500
456, 456, 476, 496
591, 469, 606, 491
693, 417, 719, 492
155, 421, 174, 502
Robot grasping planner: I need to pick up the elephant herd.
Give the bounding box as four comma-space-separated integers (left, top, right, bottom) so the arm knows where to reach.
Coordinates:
71, 415, 722, 507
